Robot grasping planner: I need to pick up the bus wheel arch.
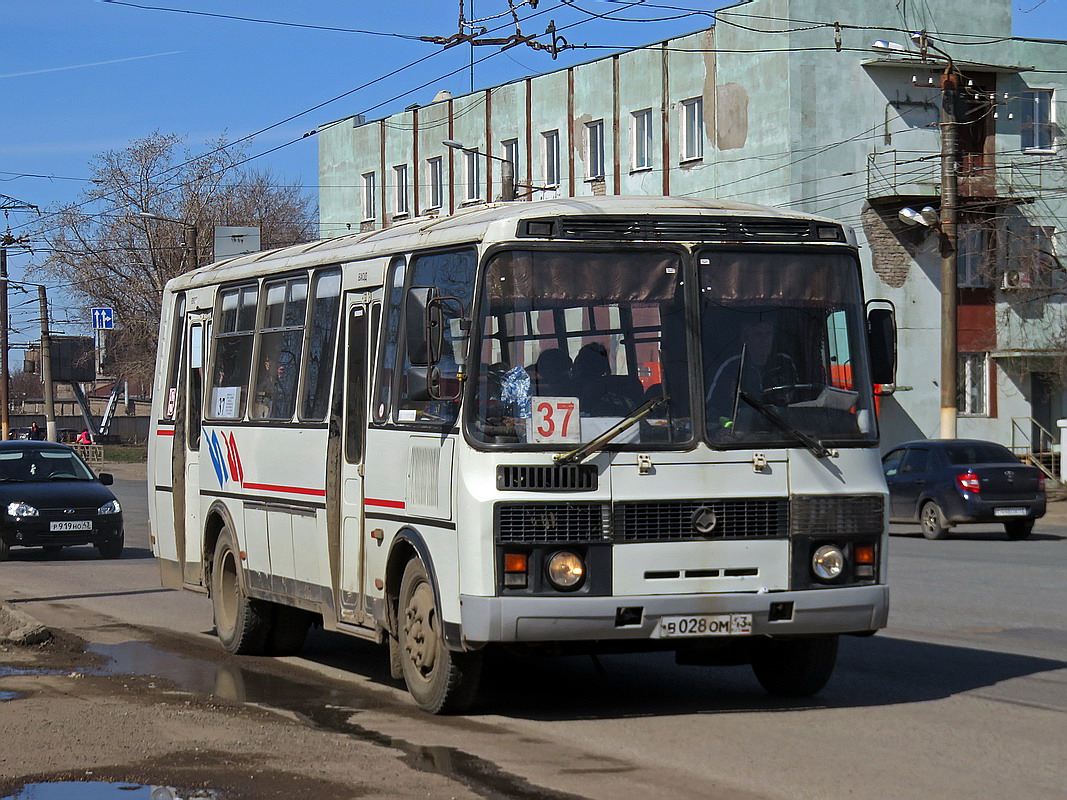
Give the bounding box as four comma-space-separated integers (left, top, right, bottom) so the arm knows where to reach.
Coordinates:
203, 502, 236, 589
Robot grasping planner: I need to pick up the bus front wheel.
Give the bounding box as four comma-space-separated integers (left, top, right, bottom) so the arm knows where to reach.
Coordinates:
750, 635, 838, 697
398, 558, 482, 714
211, 528, 271, 655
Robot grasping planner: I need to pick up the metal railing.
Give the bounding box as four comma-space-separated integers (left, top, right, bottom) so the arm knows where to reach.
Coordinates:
71, 444, 104, 465
1010, 416, 1059, 481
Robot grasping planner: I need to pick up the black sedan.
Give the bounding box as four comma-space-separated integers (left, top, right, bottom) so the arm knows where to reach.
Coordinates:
882, 439, 1045, 540
0, 441, 123, 559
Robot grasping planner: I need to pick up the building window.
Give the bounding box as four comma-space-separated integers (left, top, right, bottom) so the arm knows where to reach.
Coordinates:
632, 109, 653, 170
361, 172, 376, 221
958, 353, 989, 416
1021, 89, 1054, 152
498, 139, 519, 200
585, 120, 605, 179
958, 223, 992, 288
393, 164, 409, 216
680, 97, 703, 162
543, 130, 560, 187
426, 157, 443, 210
463, 149, 481, 202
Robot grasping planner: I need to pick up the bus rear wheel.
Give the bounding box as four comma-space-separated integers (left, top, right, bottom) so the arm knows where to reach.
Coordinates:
211, 528, 271, 655
398, 558, 481, 714
750, 635, 838, 697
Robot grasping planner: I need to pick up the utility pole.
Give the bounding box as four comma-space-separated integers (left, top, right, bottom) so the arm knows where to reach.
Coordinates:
918, 31, 960, 439
0, 247, 8, 441
938, 66, 959, 439
38, 285, 56, 442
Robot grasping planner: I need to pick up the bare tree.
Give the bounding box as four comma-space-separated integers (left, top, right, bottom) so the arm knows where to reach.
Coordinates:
38, 132, 316, 384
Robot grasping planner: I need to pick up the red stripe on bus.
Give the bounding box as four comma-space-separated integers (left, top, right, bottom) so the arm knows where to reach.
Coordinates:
365, 498, 406, 509
242, 482, 327, 498
157, 429, 175, 436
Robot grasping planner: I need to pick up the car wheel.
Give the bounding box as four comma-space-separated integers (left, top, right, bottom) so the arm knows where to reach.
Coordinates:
211, 527, 271, 655
751, 635, 839, 697
0, 539, 9, 562
97, 533, 124, 559
398, 558, 482, 714
1004, 520, 1034, 540
920, 501, 949, 540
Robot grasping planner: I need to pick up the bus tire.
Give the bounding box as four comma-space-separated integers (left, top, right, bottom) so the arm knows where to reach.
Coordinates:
211, 528, 271, 655
398, 558, 482, 714
265, 604, 312, 656
751, 635, 838, 697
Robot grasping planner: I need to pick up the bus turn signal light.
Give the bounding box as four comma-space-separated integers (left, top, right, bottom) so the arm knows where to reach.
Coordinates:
504, 553, 528, 588
854, 544, 875, 565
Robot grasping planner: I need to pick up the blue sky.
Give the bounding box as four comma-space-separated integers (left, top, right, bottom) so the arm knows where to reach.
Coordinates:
1, 0, 1065, 307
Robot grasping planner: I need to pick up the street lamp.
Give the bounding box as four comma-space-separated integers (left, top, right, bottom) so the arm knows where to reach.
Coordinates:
136, 211, 200, 269
872, 32, 960, 439
442, 140, 516, 202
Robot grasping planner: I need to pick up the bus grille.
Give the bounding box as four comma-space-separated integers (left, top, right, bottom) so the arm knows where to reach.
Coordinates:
524, 215, 829, 243
497, 464, 598, 491
790, 495, 884, 538
613, 499, 789, 542
495, 496, 882, 544
496, 502, 609, 543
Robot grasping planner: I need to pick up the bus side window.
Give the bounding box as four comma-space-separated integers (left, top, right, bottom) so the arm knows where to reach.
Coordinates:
299, 268, 342, 421
251, 276, 308, 421
396, 249, 477, 426
372, 256, 406, 423
164, 293, 187, 420
208, 284, 258, 420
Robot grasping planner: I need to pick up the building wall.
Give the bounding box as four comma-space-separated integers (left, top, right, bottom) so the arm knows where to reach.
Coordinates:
318, 0, 1067, 451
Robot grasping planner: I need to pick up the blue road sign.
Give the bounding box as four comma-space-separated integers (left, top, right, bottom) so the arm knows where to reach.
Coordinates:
91, 307, 114, 330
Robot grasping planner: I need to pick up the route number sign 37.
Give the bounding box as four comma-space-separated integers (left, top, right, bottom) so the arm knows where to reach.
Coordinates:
527, 397, 582, 443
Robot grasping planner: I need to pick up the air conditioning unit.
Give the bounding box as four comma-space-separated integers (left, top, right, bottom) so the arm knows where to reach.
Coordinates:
1001, 268, 1034, 290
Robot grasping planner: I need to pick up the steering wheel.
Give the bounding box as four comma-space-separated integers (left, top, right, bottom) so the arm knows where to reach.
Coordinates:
760, 382, 822, 406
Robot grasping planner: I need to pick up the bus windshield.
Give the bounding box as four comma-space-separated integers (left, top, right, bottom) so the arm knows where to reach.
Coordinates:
700, 249, 878, 447
469, 248, 692, 446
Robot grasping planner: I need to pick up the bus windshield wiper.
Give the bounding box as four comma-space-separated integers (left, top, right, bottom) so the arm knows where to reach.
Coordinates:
738, 391, 832, 459
554, 395, 669, 466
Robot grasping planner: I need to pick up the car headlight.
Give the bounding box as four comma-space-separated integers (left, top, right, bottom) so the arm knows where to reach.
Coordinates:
812, 544, 845, 580
545, 550, 586, 590
98, 499, 122, 515
7, 501, 39, 518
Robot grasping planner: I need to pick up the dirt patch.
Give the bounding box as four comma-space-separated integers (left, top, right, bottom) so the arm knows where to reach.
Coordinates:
0, 602, 52, 646
0, 629, 480, 799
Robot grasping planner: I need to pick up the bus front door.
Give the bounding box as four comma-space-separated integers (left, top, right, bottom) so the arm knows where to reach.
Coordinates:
335, 300, 369, 625
173, 311, 208, 586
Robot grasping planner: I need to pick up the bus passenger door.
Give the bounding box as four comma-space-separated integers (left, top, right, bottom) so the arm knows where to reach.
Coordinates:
174, 311, 209, 586
336, 300, 369, 625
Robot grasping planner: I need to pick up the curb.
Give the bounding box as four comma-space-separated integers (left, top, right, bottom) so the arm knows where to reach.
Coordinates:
0, 601, 51, 646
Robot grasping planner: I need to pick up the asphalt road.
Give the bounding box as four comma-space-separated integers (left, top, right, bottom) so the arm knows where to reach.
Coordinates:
2, 472, 1065, 800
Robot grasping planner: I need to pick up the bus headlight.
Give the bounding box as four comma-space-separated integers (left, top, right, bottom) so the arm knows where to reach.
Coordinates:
546, 550, 585, 590
812, 545, 845, 580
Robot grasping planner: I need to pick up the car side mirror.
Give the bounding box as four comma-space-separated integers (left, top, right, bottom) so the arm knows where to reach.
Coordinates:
98, 472, 114, 486
406, 287, 443, 366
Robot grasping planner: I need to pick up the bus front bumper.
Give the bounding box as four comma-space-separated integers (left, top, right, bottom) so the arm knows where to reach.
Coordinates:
458, 585, 889, 644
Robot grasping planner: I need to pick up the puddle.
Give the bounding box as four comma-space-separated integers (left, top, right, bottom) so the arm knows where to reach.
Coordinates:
1, 783, 217, 799
0, 690, 21, 701
88, 640, 585, 800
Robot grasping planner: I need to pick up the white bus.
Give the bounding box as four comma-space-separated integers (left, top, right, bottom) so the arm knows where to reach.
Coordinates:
149, 197, 896, 713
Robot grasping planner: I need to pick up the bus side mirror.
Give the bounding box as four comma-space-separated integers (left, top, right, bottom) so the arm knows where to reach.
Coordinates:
867, 304, 897, 386
406, 287, 443, 366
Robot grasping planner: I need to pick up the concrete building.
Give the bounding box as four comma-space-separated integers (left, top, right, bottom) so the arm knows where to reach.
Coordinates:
318, 0, 1067, 456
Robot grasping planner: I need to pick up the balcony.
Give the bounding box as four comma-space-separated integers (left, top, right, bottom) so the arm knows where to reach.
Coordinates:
866, 150, 1055, 202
